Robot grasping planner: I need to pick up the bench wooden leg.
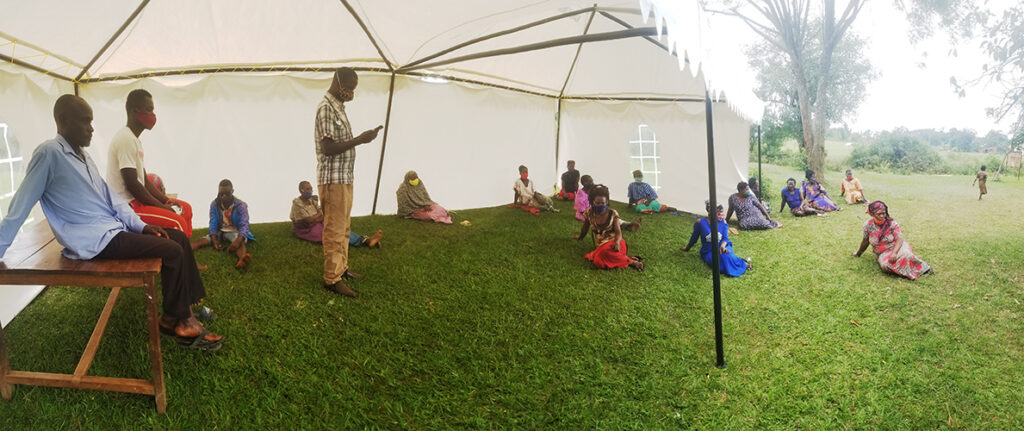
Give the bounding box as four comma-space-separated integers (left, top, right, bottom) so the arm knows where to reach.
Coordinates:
73, 287, 121, 381
0, 322, 12, 400
144, 276, 166, 414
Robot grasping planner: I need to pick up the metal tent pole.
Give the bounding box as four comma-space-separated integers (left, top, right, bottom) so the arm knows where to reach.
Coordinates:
370, 72, 397, 215
757, 125, 763, 200
705, 90, 725, 369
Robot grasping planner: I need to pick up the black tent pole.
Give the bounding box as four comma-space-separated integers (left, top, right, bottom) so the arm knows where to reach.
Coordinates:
555, 98, 562, 175
757, 125, 763, 200
371, 72, 397, 215
705, 90, 725, 369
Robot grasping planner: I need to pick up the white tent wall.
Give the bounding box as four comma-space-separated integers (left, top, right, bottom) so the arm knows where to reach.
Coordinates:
0, 0, 759, 328
76, 72, 559, 221
375, 75, 557, 215
559, 98, 749, 214
79, 72, 393, 222
0, 65, 72, 327
0, 65, 74, 158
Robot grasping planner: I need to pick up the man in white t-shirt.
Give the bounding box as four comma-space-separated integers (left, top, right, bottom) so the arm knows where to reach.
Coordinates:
107, 89, 194, 237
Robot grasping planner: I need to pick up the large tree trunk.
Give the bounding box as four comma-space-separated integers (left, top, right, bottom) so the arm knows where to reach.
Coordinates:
809, 0, 840, 185
791, 54, 818, 179
728, 0, 863, 184
795, 78, 818, 175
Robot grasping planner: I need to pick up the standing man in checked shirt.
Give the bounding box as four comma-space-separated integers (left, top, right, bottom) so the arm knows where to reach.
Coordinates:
315, 67, 382, 297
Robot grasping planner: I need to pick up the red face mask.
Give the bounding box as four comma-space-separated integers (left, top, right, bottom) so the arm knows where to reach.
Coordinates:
520, 173, 528, 179
136, 112, 157, 130
338, 88, 354, 102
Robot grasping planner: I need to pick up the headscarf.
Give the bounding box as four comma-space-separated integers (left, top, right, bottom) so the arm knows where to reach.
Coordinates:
867, 200, 893, 236
704, 199, 724, 220
396, 171, 435, 217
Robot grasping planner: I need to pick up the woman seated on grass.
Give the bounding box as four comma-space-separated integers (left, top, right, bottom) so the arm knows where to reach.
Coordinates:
291, 180, 382, 247
726, 181, 780, 230
682, 200, 750, 277
853, 201, 933, 280
779, 178, 820, 217
397, 171, 453, 224
802, 169, 840, 212
575, 175, 641, 231
573, 185, 645, 271
513, 165, 558, 213
747, 178, 765, 204
841, 169, 867, 204
574, 174, 594, 221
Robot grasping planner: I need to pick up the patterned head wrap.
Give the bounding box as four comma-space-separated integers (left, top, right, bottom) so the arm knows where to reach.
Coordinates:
867, 200, 893, 236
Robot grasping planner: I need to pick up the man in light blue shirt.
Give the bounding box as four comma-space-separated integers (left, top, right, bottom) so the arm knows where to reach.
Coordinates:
627, 169, 676, 214
0, 95, 222, 351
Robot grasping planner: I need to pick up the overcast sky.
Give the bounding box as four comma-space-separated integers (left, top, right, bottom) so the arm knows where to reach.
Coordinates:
708, 0, 1014, 136
848, 1, 1012, 135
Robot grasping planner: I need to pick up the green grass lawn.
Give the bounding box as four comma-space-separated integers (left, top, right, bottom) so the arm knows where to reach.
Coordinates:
2, 167, 1023, 429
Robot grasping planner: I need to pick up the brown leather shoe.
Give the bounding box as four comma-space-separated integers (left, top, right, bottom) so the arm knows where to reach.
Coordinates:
342, 269, 362, 280
324, 281, 357, 297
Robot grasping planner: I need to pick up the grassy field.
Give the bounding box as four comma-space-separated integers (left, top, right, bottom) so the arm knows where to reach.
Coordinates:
1, 167, 1022, 429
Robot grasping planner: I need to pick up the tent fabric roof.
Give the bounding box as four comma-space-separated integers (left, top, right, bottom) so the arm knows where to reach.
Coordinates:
1, 1, 711, 99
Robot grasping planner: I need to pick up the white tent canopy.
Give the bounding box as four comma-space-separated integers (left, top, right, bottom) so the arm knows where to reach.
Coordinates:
1, 0, 754, 223
2, 0, 760, 329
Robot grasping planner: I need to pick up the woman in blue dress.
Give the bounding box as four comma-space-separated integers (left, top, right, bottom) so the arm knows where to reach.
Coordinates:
682, 200, 750, 277
802, 169, 840, 212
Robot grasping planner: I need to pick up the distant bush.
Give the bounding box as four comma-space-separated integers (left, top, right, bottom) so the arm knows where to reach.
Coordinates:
849, 136, 942, 173
825, 157, 850, 173
941, 152, 1004, 176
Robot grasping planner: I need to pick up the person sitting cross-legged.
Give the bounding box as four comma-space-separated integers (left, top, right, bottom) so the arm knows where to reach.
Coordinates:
627, 170, 675, 214
191, 179, 254, 268
0, 95, 222, 351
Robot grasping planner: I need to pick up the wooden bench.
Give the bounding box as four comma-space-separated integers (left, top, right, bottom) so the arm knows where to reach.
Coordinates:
0, 221, 166, 413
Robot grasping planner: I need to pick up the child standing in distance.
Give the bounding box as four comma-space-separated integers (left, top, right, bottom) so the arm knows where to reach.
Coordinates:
972, 165, 988, 200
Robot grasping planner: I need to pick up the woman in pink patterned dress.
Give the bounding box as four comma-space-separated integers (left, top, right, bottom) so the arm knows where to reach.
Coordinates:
853, 201, 933, 280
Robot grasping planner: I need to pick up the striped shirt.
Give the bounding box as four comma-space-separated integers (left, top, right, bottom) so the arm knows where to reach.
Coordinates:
314, 93, 354, 185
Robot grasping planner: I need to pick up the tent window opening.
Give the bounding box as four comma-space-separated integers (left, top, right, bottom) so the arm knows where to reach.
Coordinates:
629, 124, 660, 191
0, 123, 32, 225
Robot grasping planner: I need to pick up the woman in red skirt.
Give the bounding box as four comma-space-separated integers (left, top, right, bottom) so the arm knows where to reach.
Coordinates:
573, 185, 644, 271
